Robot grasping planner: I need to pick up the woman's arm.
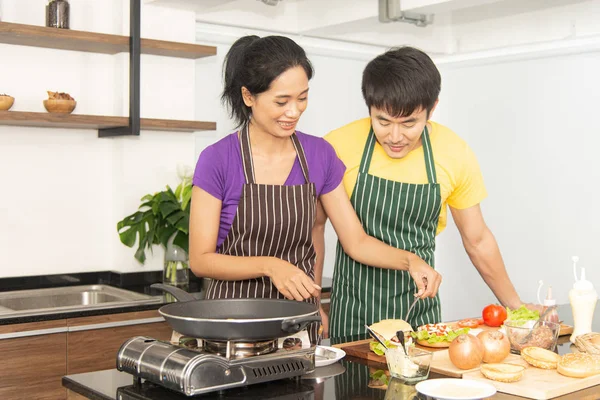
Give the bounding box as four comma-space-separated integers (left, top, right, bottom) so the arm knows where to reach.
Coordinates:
312, 201, 329, 337
320, 183, 442, 298
189, 186, 320, 301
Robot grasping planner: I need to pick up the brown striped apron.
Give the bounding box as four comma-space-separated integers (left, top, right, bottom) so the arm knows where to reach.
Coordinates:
205, 124, 320, 343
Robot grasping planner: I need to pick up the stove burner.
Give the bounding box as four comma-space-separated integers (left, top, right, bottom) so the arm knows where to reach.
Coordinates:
116, 336, 315, 396
202, 339, 278, 359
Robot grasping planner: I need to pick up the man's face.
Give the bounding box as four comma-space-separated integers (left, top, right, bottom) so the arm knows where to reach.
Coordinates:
370, 104, 436, 159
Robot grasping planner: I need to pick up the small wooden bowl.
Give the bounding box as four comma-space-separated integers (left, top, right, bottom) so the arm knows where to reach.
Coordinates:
0, 95, 15, 111
44, 99, 76, 114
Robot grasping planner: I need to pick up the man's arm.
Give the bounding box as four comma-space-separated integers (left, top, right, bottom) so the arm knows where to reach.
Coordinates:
450, 204, 522, 309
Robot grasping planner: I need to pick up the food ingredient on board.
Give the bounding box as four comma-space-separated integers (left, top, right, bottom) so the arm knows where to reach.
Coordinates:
506, 304, 540, 322
557, 352, 600, 378
569, 256, 598, 343
368, 319, 414, 356
480, 363, 525, 383
521, 346, 561, 369
448, 334, 483, 370
504, 320, 559, 353
482, 304, 508, 327
457, 318, 483, 328
411, 323, 469, 348
574, 332, 600, 355
477, 330, 510, 363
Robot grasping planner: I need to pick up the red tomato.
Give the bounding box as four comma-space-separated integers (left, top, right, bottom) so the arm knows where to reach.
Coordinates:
482, 304, 507, 327
457, 318, 480, 328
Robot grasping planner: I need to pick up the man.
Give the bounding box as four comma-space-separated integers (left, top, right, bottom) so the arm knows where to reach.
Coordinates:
315, 46, 525, 338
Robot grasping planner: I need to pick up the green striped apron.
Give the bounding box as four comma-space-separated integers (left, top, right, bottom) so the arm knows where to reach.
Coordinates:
330, 125, 442, 338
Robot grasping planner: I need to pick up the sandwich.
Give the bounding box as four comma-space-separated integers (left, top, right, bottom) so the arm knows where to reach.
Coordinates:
368, 319, 414, 355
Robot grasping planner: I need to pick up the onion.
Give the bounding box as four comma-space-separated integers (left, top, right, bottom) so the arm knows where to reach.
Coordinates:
449, 334, 484, 370
477, 330, 511, 363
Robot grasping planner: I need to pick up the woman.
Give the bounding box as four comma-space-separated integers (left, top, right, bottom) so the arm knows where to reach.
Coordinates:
189, 35, 440, 343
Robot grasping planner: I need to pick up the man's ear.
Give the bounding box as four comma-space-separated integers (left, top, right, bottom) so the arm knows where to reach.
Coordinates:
241, 87, 254, 107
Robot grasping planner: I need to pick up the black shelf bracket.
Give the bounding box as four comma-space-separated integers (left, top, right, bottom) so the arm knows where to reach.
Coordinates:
98, 0, 141, 138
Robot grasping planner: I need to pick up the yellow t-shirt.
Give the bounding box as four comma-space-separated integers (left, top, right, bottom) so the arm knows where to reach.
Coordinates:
324, 118, 487, 235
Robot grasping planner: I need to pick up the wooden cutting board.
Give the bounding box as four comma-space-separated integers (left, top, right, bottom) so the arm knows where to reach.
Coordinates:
463, 360, 600, 399
332, 323, 573, 378
333, 338, 524, 378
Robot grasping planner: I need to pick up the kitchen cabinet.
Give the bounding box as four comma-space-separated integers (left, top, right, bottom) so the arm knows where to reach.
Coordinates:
0, 320, 68, 400
0, 309, 172, 400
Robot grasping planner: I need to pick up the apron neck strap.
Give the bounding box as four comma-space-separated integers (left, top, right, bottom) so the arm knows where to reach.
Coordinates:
359, 125, 437, 184
239, 123, 311, 185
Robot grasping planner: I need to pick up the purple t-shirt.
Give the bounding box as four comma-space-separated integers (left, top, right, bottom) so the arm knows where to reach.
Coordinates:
193, 131, 346, 248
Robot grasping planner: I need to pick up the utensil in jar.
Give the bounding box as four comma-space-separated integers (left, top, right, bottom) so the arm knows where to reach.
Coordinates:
151, 284, 321, 341
518, 305, 557, 345
365, 324, 388, 351
396, 330, 407, 355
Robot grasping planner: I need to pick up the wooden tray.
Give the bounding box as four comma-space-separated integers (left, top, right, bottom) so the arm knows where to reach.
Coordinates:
463, 359, 600, 399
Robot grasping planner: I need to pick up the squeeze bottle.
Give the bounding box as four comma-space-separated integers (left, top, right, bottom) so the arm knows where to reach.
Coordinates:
569, 256, 598, 343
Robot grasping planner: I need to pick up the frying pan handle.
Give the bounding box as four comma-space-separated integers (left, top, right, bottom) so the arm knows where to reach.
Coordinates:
281, 315, 322, 333
150, 283, 196, 302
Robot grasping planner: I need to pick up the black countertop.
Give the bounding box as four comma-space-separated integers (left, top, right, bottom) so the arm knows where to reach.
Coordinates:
62, 304, 600, 400
0, 272, 332, 325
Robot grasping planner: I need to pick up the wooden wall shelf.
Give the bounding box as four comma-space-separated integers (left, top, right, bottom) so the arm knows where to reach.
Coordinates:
0, 111, 216, 132
0, 21, 216, 59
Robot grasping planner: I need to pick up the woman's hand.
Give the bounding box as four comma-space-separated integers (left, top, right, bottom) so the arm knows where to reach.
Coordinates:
319, 305, 329, 339
407, 254, 442, 299
266, 259, 321, 301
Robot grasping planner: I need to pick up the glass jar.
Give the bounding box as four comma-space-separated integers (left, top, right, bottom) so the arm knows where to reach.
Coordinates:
47, 0, 70, 29
163, 233, 190, 295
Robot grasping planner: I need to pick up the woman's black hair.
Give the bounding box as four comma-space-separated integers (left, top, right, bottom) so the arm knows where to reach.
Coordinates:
362, 46, 441, 118
221, 35, 314, 128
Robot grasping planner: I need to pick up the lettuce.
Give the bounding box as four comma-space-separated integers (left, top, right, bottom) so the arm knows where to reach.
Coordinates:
410, 327, 470, 344
506, 305, 539, 322
369, 340, 397, 356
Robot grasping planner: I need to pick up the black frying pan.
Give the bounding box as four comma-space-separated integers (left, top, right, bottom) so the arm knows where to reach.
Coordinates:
151, 284, 321, 341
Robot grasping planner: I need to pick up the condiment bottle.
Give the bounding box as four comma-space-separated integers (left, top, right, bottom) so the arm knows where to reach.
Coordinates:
569, 256, 598, 343
543, 286, 559, 324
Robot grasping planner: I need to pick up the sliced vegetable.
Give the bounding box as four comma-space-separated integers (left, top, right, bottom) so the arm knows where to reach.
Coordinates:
458, 318, 481, 329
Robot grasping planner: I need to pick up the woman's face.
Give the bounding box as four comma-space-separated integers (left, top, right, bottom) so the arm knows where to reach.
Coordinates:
242, 66, 309, 138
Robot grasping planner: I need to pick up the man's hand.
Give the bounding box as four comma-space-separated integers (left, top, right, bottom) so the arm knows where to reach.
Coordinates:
407, 254, 442, 298
522, 302, 545, 313
267, 259, 321, 301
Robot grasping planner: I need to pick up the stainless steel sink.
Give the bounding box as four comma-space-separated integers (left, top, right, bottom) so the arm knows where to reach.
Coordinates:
0, 285, 161, 316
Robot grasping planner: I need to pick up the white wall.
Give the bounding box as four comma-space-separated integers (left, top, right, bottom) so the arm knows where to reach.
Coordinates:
0, 0, 207, 278
433, 48, 600, 321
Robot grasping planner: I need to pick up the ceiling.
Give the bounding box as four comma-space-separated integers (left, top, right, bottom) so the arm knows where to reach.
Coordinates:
145, 0, 598, 54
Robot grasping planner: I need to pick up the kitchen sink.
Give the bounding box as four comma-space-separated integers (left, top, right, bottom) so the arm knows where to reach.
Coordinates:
0, 285, 161, 316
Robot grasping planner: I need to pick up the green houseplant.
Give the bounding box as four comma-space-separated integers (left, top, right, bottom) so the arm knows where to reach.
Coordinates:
117, 171, 192, 288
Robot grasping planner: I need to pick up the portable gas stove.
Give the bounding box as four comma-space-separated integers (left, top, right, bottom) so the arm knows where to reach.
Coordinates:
117, 336, 316, 396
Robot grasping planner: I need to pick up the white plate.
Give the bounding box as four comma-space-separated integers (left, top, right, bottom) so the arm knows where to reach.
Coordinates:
314, 345, 346, 367
416, 378, 497, 400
